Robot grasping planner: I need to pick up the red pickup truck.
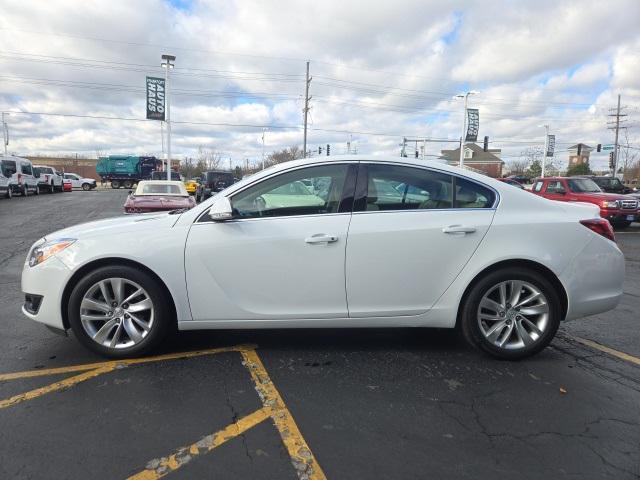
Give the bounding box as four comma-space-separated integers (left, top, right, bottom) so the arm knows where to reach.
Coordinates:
531, 176, 638, 228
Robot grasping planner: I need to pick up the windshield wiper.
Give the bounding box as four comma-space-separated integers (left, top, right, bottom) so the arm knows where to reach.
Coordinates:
168, 208, 189, 215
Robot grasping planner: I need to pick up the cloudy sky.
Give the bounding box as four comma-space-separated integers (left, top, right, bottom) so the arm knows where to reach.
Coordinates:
1, 0, 639, 170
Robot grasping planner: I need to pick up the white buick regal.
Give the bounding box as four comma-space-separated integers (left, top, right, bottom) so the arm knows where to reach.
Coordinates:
22, 156, 624, 359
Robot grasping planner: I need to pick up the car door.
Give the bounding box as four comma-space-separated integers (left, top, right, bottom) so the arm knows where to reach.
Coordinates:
542, 180, 568, 201
184, 162, 357, 321
345, 162, 497, 318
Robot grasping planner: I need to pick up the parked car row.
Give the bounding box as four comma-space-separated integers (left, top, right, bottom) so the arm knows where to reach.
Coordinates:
0, 155, 97, 200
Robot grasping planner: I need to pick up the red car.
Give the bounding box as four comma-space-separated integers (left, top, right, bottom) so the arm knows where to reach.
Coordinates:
124, 180, 196, 214
531, 176, 638, 227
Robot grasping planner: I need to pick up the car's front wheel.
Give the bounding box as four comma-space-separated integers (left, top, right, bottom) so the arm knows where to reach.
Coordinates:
459, 268, 561, 360
68, 265, 174, 358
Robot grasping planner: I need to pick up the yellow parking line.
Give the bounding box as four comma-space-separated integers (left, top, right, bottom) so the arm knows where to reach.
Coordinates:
127, 406, 273, 480
241, 349, 327, 480
0, 344, 256, 381
572, 336, 640, 366
0, 366, 114, 409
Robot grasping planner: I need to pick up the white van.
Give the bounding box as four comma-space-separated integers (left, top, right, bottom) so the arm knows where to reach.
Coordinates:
1, 156, 40, 196
0, 162, 11, 199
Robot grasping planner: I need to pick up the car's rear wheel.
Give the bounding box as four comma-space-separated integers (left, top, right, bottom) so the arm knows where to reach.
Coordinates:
111, 180, 120, 189
460, 268, 561, 360
123, 180, 133, 189
49, 182, 54, 193
22, 185, 28, 197
34, 184, 40, 195
68, 265, 173, 358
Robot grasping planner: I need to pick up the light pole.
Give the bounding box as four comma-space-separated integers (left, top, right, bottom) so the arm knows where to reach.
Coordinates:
261, 128, 267, 169
161, 54, 176, 181
541, 124, 549, 178
455, 91, 478, 168
2, 112, 9, 156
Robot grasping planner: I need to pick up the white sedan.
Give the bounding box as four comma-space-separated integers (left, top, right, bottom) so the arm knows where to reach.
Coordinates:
21, 156, 624, 359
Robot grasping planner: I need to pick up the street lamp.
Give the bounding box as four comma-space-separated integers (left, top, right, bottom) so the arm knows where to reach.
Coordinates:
455, 91, 479, 168
539, 124, 550, 178
161, 54, 176, 181
2, 112, 9, 156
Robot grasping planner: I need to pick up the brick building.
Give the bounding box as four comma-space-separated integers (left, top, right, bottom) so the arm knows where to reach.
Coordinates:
567, 144, 593, 167
26, 156, 99, 180
440, 143, 504, 178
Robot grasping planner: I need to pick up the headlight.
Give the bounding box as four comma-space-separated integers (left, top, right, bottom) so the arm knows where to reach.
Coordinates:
28, 238, 76, 267
601, 200, 618, 209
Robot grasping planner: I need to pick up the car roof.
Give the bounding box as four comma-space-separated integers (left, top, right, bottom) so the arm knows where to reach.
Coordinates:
137, 180, 184, 187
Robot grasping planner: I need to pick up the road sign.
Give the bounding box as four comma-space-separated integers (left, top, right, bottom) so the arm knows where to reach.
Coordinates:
602, 145, 614, 151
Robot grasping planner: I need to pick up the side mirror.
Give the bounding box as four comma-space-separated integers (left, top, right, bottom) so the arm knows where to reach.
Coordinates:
208, 197, 233, 221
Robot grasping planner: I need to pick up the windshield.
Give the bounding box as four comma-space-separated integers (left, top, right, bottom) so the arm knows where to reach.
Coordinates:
38, 167, 53, 174
136, 183, 187, 196
567, 178, 602, 193
1, 160, 16, 177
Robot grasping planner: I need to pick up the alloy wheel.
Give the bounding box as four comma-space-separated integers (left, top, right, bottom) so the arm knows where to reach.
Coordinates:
79, 277, 154, 349
477, 280, 549, 350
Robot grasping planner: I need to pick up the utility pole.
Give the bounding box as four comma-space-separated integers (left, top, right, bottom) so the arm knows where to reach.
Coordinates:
302, 61, 312, 158
161, 54, 176, 181
608, 94, 627, 176
541, 124, 549, 178
2, 112, 8, 156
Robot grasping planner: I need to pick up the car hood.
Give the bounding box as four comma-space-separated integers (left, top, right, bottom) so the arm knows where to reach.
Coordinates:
574, 191, 631, 201
44, 212, 178, 241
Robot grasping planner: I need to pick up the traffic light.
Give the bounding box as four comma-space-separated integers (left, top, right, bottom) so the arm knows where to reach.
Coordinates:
318, 146, 322, 155
326, 144, 330, 156
609, 151, 615, 169
415, 150, 419, 158
483, 136, 489, 152
597, 144, 602, 152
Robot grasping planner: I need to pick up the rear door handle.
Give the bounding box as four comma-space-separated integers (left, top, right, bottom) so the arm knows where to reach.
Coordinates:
305, 234, 338, 244
442, 225, 476, 234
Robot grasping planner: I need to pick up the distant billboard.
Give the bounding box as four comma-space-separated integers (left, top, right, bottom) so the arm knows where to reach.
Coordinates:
146, 77, 165, 121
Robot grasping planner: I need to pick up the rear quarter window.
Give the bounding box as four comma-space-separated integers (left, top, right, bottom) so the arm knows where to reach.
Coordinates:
454, 177, 496, 208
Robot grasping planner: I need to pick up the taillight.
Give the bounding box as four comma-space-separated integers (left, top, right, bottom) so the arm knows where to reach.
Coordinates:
17, 173, 23, 185
580, 218, 615, 242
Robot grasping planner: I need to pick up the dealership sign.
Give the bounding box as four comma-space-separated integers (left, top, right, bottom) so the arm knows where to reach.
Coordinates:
465, 108, 479, 142
546, 134, 555, 157
146, 77, 165, 121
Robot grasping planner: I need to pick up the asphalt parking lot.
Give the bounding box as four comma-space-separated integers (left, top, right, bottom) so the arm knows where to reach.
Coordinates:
0, 190, 639, 479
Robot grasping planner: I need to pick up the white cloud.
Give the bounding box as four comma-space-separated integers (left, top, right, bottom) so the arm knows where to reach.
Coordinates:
0, 0, 639, 171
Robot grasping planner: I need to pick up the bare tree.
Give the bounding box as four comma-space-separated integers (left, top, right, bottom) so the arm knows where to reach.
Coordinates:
265, 146, 303, 167
196, 146, 222, 171
620, 130, 638, 179
506, 159, 529, 175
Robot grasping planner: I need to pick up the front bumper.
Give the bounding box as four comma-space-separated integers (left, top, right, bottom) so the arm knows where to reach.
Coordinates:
21, 255, 72, 330
600, 208, 637, 223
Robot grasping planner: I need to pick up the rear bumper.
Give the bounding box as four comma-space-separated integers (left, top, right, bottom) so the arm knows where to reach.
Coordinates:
560, 236, 625, 321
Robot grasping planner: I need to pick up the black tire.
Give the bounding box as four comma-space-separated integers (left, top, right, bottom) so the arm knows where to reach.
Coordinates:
613, 220, 632, 229
459, 267, 561, 360
49, 182, 54, 193
123, 180, 133, 189
22, 185, 28, 197
34, 184, 40, 195
68, 265, 174, 358
111, 180, 120, 189
5, 187, 11, 199
82, 183, 91, 191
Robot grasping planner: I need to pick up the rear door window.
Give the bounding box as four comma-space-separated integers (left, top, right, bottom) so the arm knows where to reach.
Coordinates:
20, 163, 33, 175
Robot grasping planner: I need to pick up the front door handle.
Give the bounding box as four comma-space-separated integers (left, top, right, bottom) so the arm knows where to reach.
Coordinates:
305, 234, 338, 244
442, 225, 476, 234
